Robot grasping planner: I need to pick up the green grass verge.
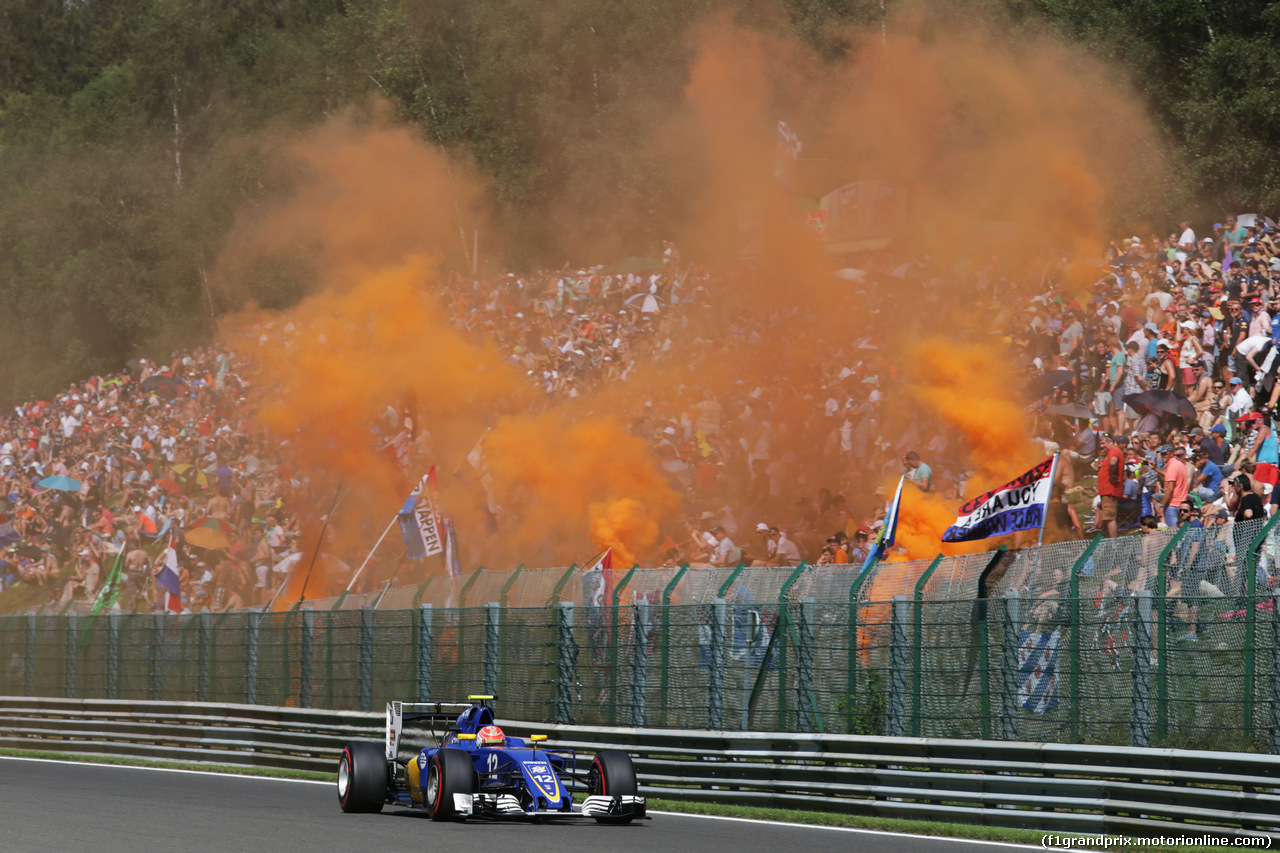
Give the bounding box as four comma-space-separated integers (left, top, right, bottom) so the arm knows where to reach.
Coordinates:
0, 747, 1250, 850
0, 746, 335, 783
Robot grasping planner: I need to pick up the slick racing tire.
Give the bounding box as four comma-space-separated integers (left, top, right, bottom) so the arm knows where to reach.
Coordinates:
426, 749, 476, 821
587, 750, 638, 825
337, 742, 388, 814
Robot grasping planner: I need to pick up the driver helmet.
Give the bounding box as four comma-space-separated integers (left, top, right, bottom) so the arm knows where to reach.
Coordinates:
478, 724, 505, 748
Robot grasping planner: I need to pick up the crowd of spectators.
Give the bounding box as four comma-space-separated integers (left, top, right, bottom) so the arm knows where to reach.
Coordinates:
0, 348, 307, 613
8, 213, 1280, 616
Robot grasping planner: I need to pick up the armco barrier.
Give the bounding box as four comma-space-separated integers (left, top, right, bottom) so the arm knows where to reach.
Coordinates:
1, 697, 1278, 840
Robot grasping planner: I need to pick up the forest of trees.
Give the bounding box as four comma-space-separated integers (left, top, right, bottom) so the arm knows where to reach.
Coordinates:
0, 0, 1278, 402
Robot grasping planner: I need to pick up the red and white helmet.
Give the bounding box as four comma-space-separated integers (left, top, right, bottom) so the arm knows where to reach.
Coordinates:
478, 724, 505, 747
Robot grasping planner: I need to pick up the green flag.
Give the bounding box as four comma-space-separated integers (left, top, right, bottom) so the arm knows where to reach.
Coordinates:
90, 547, 125, 617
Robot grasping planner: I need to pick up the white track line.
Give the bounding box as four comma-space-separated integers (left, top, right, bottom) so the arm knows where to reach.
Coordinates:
647, 810, 1041, 848
0, 756, 1040, 847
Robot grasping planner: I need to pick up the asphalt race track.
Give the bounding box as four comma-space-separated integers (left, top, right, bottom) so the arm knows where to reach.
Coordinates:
0, 758, 1026, 852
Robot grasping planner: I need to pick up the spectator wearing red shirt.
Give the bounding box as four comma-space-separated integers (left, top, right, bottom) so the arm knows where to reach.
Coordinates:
1096, 434, 1127, 539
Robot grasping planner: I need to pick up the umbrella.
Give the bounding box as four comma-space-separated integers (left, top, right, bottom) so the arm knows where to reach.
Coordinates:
190, 517, 235, 536
37, 476, 81, 492
186, 527, 232, 550
171, 463, 208, 486
608, 256, 661, 274
1236, 213, 1277, 230
1027, 370, 1076, 400
141, 374, 188, 400
1124, 390, 1197, 420
155, 478, 182, 495
624, 293, 664, 314
1046, 402, 1094, 419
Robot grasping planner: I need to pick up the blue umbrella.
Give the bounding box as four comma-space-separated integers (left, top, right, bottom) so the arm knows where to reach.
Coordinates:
38, 476, 82, 492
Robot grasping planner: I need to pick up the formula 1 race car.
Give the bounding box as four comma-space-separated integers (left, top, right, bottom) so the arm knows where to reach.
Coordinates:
337, 695, 647, 824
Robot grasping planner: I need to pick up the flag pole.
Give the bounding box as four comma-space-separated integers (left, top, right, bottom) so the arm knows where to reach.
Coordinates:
346, 513, 399, 594
1037, 451, 1062, 550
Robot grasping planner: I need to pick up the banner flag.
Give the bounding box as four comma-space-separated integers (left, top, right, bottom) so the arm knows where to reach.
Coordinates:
942, 457, 1055, 543
156, 533, 183, 612
1017, 627, 1061, 714
399, 467, 444, 559
859, 476, 904, 574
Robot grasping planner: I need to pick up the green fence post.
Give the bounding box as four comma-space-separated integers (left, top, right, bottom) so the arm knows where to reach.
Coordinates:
911, 555, 945, 737
631, 600, 649, 727
300, 609, 314, 709
1246, 514, 1280, 741
107, 613, 120, 700
888, 595, 908, 737
547, 564, 577, 607
1069, 534, 1104, 743
64, 613, 77, 699
411, 576, 435, 608
459, 567, 485, 609
554, 601, 576, 724
150, 613, 164, 701
499, 565, 524, 609
718, 561, 747, 598
24, 614, 35, 697
976, 546, 1009, 741
847, 558, 878, 733
609, 564, 639, 726
1155, 524, 1190, 740
659, 563, 690, 726
325, 611, 334, 709
246, 615, 259, 705
358, 608, 374, 712
776, 562, 809, 731
197, 611, 211, 703
484, 602, 500, 697
416, 604, 433, 703
795, 597, 816, 734
709, 597, 728, 730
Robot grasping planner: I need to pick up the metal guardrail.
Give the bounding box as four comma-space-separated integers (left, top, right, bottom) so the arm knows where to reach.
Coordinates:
1, 697, 1278, 840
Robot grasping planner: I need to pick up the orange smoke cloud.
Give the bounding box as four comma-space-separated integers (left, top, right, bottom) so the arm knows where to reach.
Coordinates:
207, 6, 1165, 600
482, 413, 679, 569
216, 114, 679, 599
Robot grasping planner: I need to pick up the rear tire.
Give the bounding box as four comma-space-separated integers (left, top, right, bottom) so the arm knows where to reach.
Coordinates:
426, 749, 475, 821
587, 750, 637, 824
337, 742, 387, 814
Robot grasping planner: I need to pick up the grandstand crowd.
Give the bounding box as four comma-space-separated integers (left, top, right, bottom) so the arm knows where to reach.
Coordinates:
4, 213, 1280, 615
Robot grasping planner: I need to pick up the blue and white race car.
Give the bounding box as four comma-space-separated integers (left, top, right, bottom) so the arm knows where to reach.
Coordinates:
337, 695, 646, 823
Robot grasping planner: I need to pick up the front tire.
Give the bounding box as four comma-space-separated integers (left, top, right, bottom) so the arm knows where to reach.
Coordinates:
426, 749, 475, 821
587, 750, 638, 824
337, 742, 387, 814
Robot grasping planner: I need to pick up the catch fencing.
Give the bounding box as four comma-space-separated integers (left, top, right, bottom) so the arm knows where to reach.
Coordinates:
4, 515, 1280, 752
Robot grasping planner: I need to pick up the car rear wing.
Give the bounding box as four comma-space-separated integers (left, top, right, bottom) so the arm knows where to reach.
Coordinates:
385, 697, 495, 760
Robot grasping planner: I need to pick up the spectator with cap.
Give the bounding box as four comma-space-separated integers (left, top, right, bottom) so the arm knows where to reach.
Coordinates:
1193, 445, 1224, 503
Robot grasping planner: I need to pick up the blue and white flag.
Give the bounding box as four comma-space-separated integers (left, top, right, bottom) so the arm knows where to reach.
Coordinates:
860, 476, 904, 574
397, 468, 444, 560
1017, 627, 1061, 714
942, 457, 1055, 543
